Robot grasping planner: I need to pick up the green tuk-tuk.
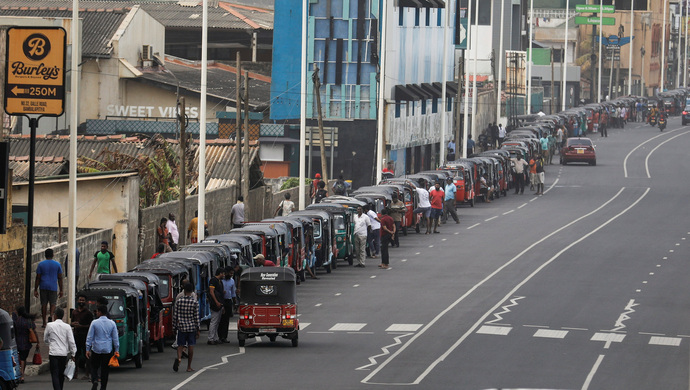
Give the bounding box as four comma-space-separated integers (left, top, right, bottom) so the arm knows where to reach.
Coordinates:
307, 202, 355, 266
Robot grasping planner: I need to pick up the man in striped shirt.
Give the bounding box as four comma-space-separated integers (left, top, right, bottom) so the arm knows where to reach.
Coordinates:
173, 282, 199, 372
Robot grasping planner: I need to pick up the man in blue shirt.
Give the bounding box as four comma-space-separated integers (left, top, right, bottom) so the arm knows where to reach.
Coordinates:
442, 177, 459, 224
218, 267, 237, 343
34, 248, 63, 327
86, 305, 119, 390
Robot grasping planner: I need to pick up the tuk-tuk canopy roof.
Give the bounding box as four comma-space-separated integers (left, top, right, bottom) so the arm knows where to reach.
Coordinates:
320, 196, 368, 207
231, 225, 278, 238
82, 282, 140, 298
157, 251, 215, 265
135, 260, 190, 276
240, 266, 296, 282
208, 233, 262, 246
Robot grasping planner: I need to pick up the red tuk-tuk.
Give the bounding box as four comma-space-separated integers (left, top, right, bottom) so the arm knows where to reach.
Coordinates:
237, 267, 299, 347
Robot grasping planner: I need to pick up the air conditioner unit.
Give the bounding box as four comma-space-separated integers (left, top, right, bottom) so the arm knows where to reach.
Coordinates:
142, 45, 153, 61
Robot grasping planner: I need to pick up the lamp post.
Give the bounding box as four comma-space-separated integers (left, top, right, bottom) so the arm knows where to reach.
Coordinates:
561, 0, 570, 111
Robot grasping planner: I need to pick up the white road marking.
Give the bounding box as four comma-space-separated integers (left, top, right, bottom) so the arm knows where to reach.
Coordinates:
172, 348, 246, 390
335, 293, 342, 296
636, 289, 642, 292
643, 281, 648, 284
591, 332, 626, 349
485, 216, 498, 222
353, 284, 360, 287
349, 332, 374, 334
623, 127, 684, 177
644, 131, 690, 178
523, 324, 549, 328
386, 324, 424, 332
670, 250, 675, 253
370, 275, 376, 279
503, 210, 515, 215
415, 252, 420, 255
518, 203, 527, 209
534, 329, 568, 339
582, 355, 606, 390
315, 303, 322, 307
649, 272, 655, 275
562, 327, 589, 331
428, 245, 434, 248
476, 325, 511, 335
663, 257, 668, 259
649, 336, 682, 346
611, 299, 638, 332
330, 323, 367, 331
442, 238, 447, 241
401, 259, 407, 262
639, 331, 665, 336
467, 223, 480, 229
486, 296, 525, 325
676, 243, 681, 246
543, 177, 559, 195
357, 333, 413, 371
299, 322, 310, 330
362, 187, 646, 385
454, 232, 459, 235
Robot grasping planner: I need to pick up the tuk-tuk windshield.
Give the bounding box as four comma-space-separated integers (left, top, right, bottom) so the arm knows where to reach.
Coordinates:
313, 220, 322, 239
158, 279, 170, 299
88, 295, 126, 319
333, 215, 346, 231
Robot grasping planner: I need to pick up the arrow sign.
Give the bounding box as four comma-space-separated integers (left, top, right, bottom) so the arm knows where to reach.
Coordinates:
575, 16, 615, 25
11, 86, 28, 95
576, 4, 615, 13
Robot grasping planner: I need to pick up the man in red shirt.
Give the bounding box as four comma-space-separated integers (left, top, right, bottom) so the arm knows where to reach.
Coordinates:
378, 209, 396, 269
428, 181, 445, 234
253, 254, 276, 267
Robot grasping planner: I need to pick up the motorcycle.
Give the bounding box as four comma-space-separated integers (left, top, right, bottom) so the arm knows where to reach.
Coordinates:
658, 115, 666, 132
649, 114, 657, 127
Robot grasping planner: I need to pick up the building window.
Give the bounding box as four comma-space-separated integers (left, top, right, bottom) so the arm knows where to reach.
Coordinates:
415, 8, 420, 26
421, 99, 427, 115
447, 97, 453, 112
425, 7, 430, 26
411, 101, 415, 116
399, 7, 404, 26
395, 102, 401, 118
432, 98, 438, 113
460, 0, 491, 26
437, 8, 442, 27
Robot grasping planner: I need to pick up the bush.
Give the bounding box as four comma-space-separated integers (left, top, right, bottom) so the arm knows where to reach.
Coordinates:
280, 177, 312, 191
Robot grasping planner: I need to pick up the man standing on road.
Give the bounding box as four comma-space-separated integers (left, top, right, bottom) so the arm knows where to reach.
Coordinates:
442, 177, 459, 224
540, 133, 550, 166
498, 123, 506, 146
353, 206, 371, 268
86, 305, 119, 390
365, 204, 381, 258
388, 194, 406, 247
429, 181, 444, 234
378, 209, 395, 270
35, 248, 63, 326
556, 127, 564, 150
512, 154, 529, 194
166, 213, 179, 251
207, 268, 225, 345
528, 154, 538, 191
157, 218, 173, 253
173, 283, 199, 373
88, 241, 117, 280
218, 267, 236, 343
231, 196, 245, 229
44, 307, 76, 390
188, 210, 208, 243
71, 293, 94, 380
535, 155, 545, 196
413, 179, 431, 234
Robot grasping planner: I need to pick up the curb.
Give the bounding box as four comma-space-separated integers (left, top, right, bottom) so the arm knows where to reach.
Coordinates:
25, 361, 50, 376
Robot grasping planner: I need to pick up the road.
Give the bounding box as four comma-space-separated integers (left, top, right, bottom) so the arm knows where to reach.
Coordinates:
22, 118, 690, 390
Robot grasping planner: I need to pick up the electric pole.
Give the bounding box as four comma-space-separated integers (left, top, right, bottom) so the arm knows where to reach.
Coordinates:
178, 97, 187, 246
312, 66, 329, 186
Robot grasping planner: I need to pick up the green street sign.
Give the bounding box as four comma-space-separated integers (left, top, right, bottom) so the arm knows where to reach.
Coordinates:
575, 4, 615, 13
456, 17, 468, 50
575, 16, 616, 25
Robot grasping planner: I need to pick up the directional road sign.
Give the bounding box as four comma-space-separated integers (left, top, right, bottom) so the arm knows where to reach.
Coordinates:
575, 4, 615, 14
457, 17, 468, 50
4, 27, 66, 116
575, 16, 616, 25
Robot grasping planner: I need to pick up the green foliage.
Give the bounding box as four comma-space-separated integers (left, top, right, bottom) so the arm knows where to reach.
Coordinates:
280, 177, 312, 191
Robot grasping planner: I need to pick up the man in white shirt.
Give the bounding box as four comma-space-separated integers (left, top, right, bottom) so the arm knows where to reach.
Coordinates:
365, 204, 382, 258
44, 307, 76, 390
498, 123, 506, 145
413, 179, 431, 234
166, 213, 179, 250
353, 206, 371, 268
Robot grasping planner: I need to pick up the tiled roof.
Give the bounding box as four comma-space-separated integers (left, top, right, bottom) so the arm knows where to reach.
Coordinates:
139, 1, 273, 30
0, 2, 132, 57
137, 57, 271, 111
6, 134, 260, 190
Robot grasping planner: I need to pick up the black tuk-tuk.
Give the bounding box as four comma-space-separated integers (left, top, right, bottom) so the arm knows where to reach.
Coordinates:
237, 267, 299, 347
0, 308, 20, 389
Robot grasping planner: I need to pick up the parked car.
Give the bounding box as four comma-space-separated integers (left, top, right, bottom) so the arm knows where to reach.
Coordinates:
560, 137, 596, 166
682, 105, 690, 125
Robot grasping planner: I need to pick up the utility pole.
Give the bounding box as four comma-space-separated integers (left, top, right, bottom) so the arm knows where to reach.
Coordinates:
235, 53, 242, 199
455, 54, 463, 151
242, 71, 250, 203
312, 66, 329, 186
551, 48, 555, 114
591, 16, 597, 102
178, 97, 187, 246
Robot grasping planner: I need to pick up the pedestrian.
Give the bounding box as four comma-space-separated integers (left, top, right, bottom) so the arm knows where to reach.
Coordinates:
498, 123, 506, 146
621, 105, 627, 127
88, 241, 117, 280
44, 307, 76, 390
253, 254, 276, 267
166, 213, 179, 251
314, 181, 328, 203
442, 177, 459, 224
207, 268, 224, 345
157, 218, 173, 253
535, 154, 545, 196
71, 293, 94, 380
479, 174, 493, 202
332, 175, 349, 196
466, 134, 475, 156
352, 206, 371, 268
86, 305, 119, 390
413, 179, 431, 234
378, 209, 395, 270
388, 193, 406, 247
218, 267, 236, 344
447, 139, 456, 161
188, 210, 208, 243
34, 248, 63, 326
275, 192, 295, 216
365, 204, 381, 258
230, 196, 245, 229
12, 306, 38, 383
172, 283, 199, 373
63, 248, 81, 289
528, 154, 538, 191
539, 133, 549, 164
428, 181, 444, 233
310, 173, 321, 202
151, 244, 165, 259
547, 131, 556, 165
512, 154, 529, 194
556, 126, 565, 149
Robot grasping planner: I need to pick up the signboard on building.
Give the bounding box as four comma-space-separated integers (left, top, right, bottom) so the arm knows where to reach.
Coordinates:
456, 18, 468, 50
4, 27, 66, 117
575, 16, 616, 25
575, 4, 615, 13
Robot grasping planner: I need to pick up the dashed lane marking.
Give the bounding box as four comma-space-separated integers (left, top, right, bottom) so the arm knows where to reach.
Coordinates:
467, 223, 480, 229
476, 325, 512, 335
591, 332, 625, 349
386, 324, 424, 332
649, 336, 682, 346
534, 329, 569, 339
485, 216, 498, 221
315, 303, 322, 307
330, 323, 367, 331
518, 203, 527, 209
503, 210, 515, 215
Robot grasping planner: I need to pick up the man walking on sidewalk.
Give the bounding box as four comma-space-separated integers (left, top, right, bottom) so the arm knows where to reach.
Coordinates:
86, 305, 119, 390
34, 248, 63, 326
44, 307, 76, 390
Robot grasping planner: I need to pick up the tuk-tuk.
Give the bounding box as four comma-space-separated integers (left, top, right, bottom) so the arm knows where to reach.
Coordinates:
237, 267, 299, 347
0, 308, 20, 390
231, 226, 282, 266
156, 252, 215, 323
207, 234, 260, 269
267, 216, 307, 275
379, 178, 420, 234
244, 222, 292, 267
81, 283, 145, 368
307, 203, 353, 266
181, 242, 233, 270
291, 210, 334, 273
132, 261, 189, 339
97, 272, 165, 355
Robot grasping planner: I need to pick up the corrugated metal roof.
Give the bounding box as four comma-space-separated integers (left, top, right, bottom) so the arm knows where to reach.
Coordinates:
0, 3, 132, 57
138, 1, 273, 30
9, 159, 67, 181
6, 134, 260, 190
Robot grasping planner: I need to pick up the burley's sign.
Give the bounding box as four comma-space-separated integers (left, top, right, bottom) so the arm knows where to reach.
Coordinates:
4, 27, 66, 116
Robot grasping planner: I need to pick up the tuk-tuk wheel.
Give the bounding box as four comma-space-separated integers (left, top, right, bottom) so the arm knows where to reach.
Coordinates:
403, 226, 408, 236
134, 352, 143, 369
0, 379, 9, 390
268, 335, 277, 342
325, 263, 332, 274
332, 258, 337, 270
143, 342, 150, 361
157, 338, 165, 353
292, 337, 298, 347
347, 255, 353, 266
238, 338, 246, 347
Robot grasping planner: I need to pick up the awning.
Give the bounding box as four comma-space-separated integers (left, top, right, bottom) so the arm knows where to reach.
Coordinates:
421, 82, 443, 99
433, 81, 458, 97
407, 84, 433, 100
394, 84, 423, 101
397, 0, 445, 8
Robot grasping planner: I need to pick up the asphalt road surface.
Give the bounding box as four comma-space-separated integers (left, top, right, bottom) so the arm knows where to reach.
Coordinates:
22, 117, 690, 390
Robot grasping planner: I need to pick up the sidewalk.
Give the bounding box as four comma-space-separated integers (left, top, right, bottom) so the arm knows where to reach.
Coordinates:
24, 317, 50, 377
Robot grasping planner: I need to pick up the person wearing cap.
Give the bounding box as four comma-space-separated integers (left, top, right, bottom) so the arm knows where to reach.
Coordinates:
310, 173, 322, 202
253, 254, 276, 267
88, 241, 117, 280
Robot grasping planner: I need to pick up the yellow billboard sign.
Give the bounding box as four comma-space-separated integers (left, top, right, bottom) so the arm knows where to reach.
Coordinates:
4, 27, 66, 116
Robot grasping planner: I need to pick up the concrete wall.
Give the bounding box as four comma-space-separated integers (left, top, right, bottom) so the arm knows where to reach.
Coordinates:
12, 174, 140, 272
114, 6, 165, 67
0, 224, 27, 312
32, 227, 101, 251
29, 228, 113, 314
